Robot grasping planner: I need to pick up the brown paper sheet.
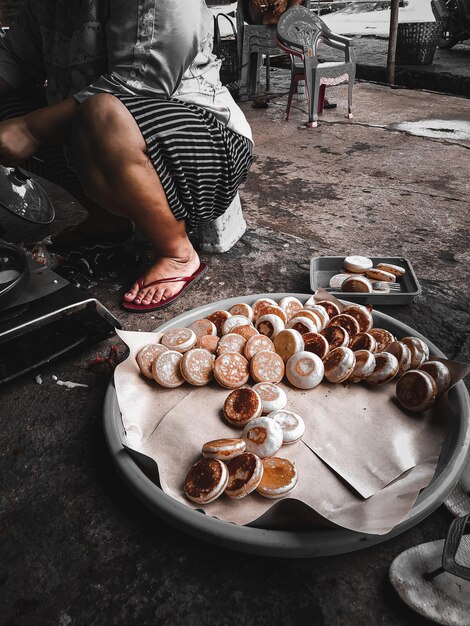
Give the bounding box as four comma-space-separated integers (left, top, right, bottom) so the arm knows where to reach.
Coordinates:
112, 323, 466, 535
303, 289, 470, 497
136, 382, 437, 533
114, 329, 193, 446
284, 381, 446, 499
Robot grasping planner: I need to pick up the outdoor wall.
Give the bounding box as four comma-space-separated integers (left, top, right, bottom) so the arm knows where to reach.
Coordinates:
0, 0, 25, 26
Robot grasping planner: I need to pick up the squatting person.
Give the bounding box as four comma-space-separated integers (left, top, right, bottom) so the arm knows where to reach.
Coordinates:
0, 0, 253, 311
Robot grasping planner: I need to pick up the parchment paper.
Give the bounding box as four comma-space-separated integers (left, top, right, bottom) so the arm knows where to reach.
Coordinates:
113, 322, 468, 535
114, 329, 192, 446
136, 380, 437, 533
303, 289, 470, 498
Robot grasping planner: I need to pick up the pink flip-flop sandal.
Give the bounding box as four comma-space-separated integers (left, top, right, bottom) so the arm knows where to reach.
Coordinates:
121, 262, 208, 312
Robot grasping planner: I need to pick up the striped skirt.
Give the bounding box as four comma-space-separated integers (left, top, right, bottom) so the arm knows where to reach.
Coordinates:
116, 96, 253, 226
0, 90, 253, 227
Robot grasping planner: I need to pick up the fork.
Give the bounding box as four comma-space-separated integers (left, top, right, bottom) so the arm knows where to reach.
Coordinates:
372, 281, 401, 291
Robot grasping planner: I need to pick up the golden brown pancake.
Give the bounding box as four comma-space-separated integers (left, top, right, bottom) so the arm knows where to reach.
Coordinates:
396, 369, 437, 412
303, 332, 329, 360
327, 314, 360, 337
223, 387, 262, 426
184, 458, 229, 504
225, 452, 263, 499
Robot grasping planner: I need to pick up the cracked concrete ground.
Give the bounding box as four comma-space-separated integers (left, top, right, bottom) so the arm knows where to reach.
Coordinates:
1, 82, 469, 625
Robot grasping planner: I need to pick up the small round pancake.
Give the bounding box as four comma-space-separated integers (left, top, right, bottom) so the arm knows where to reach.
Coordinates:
342, 304, 374, 333
286, 316, 318, 335
223, 387, 263, 427
180, 348, 215, 386
278, 296, 303, 321
341, 276, 373, 293
229, 302, 254, 322
385, 341, 412, 376
329, 273, 353, 289
198, 334, 220, 354
252, 382, 287, 414
316, 300, 341, 319
257, 304, 288, 325
376, 262, 406, 277
202, 438, 246, 461
402, 336, 429, 368
365, 268, 396, 283
252, 297, 278, 320
324, 347, 356, 383
303, 332, 330, 360
302, 304, 329, 330
296, 308, 323, 329
136, 343, 169, 379
214, 352, 250, 389
207, 310, 231, 336
274, 328, 305, 363
256, 314, 285, 339
420, 360, 451, 396
366, 352, 399, 384
369, 328, 395, 353
244, 334, 275, 361
321, 325, 350, 350
217, 333, 247, 356
396, 369, 437, 412
250, 350, 285, 384
161, 327, 197, 353
343, 255, 373, 273
286, 351, 324, 389
269, 409, 305, 444
327, 314, 360, 337
257, 457, 298, 498
184, 458, 229, 504
152, 350, 185, 388
348, 350, 376, 383
189, 318, 217, 340
222, 315, 253, 336
225, 452, 264, 499
349, 332, 377, 353
242, 416, 283, 458
231, 324, 259, 340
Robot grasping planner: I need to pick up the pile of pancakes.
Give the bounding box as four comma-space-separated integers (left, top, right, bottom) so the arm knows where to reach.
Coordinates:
184, 385, 303, 504
329, 255, 407, 293
136, 295, 447, 408
135, 294, 452, 506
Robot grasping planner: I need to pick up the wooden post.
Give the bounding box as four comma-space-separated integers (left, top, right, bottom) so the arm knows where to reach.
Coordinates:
387, 0, 400, 85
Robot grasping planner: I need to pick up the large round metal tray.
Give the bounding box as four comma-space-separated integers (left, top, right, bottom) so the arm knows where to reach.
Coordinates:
103, 293, 470, 557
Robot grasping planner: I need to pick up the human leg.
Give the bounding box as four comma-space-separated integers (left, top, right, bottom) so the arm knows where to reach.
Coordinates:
0, 87, 131, 246
70, 93, 200, 306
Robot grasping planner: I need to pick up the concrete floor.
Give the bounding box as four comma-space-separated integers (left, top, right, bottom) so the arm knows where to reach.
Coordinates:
1, 82, 469, 625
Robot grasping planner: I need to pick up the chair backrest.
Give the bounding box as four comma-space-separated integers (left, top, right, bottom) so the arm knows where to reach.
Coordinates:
277, 5, 328, 54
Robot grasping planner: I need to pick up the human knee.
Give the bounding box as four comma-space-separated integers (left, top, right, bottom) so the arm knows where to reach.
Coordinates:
74, 93, 126, 137
0, 117, 40, 166
71, 93, 147, 176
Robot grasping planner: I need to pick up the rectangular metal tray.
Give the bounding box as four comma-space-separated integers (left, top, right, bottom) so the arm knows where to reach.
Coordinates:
310, 256, 422, 305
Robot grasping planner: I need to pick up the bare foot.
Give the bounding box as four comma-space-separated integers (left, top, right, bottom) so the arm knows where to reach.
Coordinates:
123, 249, 201, 306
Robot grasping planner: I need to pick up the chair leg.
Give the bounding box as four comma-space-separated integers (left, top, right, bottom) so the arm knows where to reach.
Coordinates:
249, 51, 260, 96
265, 54, 270, 92
308, 77, 320, 128
239, 34, 250, 99
318, 84, 326, 114
348, 73, 354, 119
286, 77, 296, 121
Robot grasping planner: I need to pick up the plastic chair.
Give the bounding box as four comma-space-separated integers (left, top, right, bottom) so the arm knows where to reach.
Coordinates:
237, 0, 312, 100
276, 6, 355, 127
